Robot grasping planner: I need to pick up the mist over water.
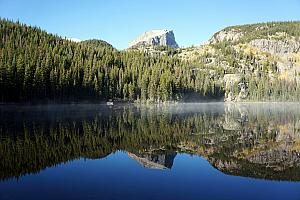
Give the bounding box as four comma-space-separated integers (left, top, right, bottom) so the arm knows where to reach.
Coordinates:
1, 102, 300, 200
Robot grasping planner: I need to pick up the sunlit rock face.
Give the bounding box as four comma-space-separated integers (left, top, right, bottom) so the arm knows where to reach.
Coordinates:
249, 38, 300, 55
209, 29, 244, 44
128, 30, 179, 49
128, 150, 177, 170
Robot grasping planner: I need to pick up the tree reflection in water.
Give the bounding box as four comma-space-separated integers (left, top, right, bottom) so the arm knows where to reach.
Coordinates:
0, 103, 300, 181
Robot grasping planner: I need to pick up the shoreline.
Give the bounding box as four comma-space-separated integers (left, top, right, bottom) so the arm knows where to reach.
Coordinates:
1, 101, 300, 107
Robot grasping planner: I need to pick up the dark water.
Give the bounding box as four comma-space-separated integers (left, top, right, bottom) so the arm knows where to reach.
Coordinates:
1, 103, 300, 200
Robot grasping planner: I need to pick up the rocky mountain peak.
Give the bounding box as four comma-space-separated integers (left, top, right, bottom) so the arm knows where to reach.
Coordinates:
128, 29, 179, 49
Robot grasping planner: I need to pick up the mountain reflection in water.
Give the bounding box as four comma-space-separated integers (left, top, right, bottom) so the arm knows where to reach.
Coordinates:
128, 150, 177, 170
1, 103, 300, 181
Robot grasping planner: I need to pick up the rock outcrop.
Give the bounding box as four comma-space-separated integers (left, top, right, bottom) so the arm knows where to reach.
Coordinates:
209, 29, 244, 44
223, 74, 248, 102
128, 29, 179, 48
249, 38, 300, 55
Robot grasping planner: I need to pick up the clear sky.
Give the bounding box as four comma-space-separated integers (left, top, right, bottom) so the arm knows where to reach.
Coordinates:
0, 0, 299, 49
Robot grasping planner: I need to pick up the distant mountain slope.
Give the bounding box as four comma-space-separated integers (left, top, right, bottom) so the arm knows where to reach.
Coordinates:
177, 21, 300, 101
222, 21, 300, 43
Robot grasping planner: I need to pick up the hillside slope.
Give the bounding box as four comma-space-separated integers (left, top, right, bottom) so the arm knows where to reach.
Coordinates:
178, 21, 300, 101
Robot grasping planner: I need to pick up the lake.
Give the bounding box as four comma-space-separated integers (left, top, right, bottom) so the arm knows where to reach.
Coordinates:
0, 103, 300, 200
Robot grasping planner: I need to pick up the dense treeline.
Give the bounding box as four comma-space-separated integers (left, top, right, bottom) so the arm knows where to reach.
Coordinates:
0, 19, 222, 102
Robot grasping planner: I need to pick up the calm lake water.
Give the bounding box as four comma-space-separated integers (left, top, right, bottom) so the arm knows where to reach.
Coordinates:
0, 103, 300, 200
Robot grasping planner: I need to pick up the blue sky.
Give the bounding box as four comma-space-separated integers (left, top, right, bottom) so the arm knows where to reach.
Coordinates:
0, 0, 299, 49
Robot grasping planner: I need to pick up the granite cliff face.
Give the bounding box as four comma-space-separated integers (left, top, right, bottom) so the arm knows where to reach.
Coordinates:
128, 29, 179, 49
209, 29, 300, 56
249, 38, 300, 55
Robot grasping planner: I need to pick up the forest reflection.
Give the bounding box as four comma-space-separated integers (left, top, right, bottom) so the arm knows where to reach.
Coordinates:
0, 103, 300, 181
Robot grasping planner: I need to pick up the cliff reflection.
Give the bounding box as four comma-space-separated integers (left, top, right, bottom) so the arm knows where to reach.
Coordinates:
0, 103, 300, 181
128, 150, 176, 170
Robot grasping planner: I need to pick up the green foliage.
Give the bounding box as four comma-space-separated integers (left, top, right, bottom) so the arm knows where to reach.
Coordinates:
80, 39, 115, 50
1, 19, 299, 102
246, 75, 300, 101
1, 19, 222, 102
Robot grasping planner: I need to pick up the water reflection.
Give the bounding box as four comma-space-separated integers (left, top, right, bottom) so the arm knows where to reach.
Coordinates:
0, 103, 300, 181
128, 150, 176, 170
